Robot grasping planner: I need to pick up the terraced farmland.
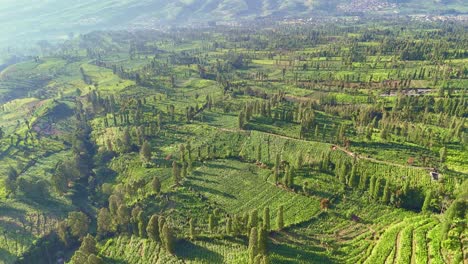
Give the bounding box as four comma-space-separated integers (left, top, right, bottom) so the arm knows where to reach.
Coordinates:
190, 159, 321, 229
1, 14, 467, 264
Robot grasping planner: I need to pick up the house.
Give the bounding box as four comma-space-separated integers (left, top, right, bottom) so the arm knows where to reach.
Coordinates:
430, 171, 440, 181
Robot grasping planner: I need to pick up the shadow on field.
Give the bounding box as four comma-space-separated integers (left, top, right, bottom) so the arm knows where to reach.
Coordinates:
101, 256, 127, 264
17, 196, 68, 214
197, 112, 216, 123
205, 162, 238, 170
191, 170, 219, 178
0, 204, 26, 218
310, 189, 334, 199
176, 239, 223, 263
270, 241, 334, 264
0, 248, 16, 264
188, 176, 219, 184
0, 219, 35, 240
189, 184, 236, 199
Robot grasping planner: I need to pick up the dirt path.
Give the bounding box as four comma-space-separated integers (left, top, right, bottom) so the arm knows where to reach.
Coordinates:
217, 127, 432, 170
334, 144, 432, 170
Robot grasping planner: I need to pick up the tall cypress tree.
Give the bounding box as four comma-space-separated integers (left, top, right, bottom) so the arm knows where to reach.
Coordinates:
248, 209, 259, 229
263, 207, 270, 231
172, 161, 180, 185
274, 153, 280, 184
373, 178, 381, 201
338, 162, 348, 185
359, 171, 368, 190
248, 227, 259, 264
146, 215, 160, 241
257, 144, 262, 162
161, 223, 175, 254
277, 206, 284, 230
439, 147, 447, 163
257, 228, 268, 255
239, 111, 246, 129
208, 214, 216, 233
151, 177, 161, 194
422, 190, 433, 213
117, 204, 130, 233
226, 217, 232, 235
349, 163, 359, 188
368, 175, 376, 197
182, 162, 188, 178
137, 211, 146, 238
189, 218, 195, 240
285, 166, 294, 188
382, 180, 391, 204
158, 217, 166, 237
140, 141, 151, 162
97, 208, 113, 238
179, 144, 186, 163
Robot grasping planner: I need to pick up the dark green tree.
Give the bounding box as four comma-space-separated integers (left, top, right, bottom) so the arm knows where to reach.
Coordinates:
67, 212, 89, 240
239, 111, 246, 129
122, 128, 131, 153
422, 190, 433, 213
248, 209, 259, 229
117, 204, 130, 233
368, 175, 376, 197
57, 221, 70, 247
274, 153, 280, 184
137, 211, 147, 238
87, 254, 104, 264
172, 161, 181, 185
79, 234, 97, 256
189, 218, 196, 239
140, 141, 152, 162
248, 227, 259, 264
277, 205, 284, 230
226, 217, 232, 235
373, 178, 381, 201
208, 214, 216, 233
161, 223, 175, 254
263, 207, 270, 231
147, 215, 160, 241
257, 144, 262, 162
349, 163, 359, 188
151, 177, 161, 194
338, 162, 348, 185
257, 228, 268, 255
97, 208, 113, 237
382, 180, 391, 204
439, 147, 447, 163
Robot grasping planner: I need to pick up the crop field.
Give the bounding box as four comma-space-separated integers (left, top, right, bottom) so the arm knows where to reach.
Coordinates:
189, 159, 320, 228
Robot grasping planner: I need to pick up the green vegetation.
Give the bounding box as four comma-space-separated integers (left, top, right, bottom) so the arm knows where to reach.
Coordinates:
0, 17, 466, 264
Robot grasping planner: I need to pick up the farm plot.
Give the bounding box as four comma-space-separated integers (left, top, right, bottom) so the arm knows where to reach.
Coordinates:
189, 159, 321, 229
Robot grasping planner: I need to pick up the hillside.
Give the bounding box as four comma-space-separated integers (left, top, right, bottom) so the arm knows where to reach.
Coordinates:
0, 17, 466, 264
0, 0, 467, 45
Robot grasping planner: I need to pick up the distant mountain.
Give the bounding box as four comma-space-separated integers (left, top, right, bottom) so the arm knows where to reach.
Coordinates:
0, 0, 466, 45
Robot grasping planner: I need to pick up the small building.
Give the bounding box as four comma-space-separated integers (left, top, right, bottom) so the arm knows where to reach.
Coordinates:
430, 171, 440, 181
